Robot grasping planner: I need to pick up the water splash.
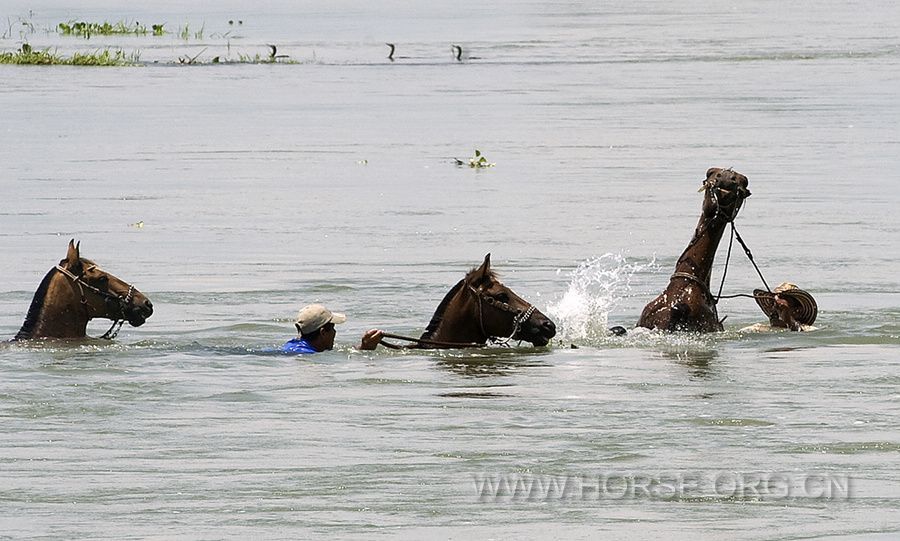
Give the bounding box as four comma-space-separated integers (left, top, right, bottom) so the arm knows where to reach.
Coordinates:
548, 253, 657, 342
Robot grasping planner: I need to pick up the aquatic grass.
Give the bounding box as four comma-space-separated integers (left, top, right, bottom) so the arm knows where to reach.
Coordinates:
57, 20, 166, 38
3, 14, 37, 40
188, 39, 300, 65
174, 47, 298, 65
0, 44, 140, 66
0, 44, 56, 64
178, 48, 206, 65
71, 48, 140, 66
236, 52, 297, 64
237, 52, 267, 63
177, 23, 204, 40
208, 52, 297, 64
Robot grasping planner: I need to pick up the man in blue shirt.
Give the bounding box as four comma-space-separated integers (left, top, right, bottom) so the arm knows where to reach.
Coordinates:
282, 304, 382, 354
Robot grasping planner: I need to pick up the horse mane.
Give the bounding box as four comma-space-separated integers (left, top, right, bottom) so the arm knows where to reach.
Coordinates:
14, 268, 56, 341
420, 279, 465, 340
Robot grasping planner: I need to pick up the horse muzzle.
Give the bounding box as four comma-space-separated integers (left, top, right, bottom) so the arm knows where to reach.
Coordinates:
517, 316, 557, 346
713, 174, 751, 220
124, 298, 154, 327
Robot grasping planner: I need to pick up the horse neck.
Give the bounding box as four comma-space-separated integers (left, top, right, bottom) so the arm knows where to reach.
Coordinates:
24, 271, 90, 339
429, 289, 487, 345
674, 205, 730, 284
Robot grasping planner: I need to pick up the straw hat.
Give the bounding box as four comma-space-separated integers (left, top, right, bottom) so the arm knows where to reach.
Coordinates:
753, 283, 818, 326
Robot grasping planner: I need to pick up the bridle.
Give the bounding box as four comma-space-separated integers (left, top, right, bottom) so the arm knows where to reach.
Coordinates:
468, 284, 536, 346
702, 170, 750, 225
672, 172, 770, 313
670, 177, 746, 302
701, 174, 771, 301
55, 264, 136, 339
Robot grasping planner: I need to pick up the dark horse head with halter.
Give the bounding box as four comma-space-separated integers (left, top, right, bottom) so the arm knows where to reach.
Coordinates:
637, 168, 751, 333
13, 240, 154, 340
412, 254, 556, 348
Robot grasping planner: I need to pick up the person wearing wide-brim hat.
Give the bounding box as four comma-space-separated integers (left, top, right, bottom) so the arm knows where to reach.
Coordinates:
282, 304, 382, 354
753, 282, 818, 331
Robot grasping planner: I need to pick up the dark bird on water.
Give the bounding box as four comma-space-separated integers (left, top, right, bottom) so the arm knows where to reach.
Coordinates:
386, 42, 395, 61
452, 44, 480, 62
266, 44, 289, 61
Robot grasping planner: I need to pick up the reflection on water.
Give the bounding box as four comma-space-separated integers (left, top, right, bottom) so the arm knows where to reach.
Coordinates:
663, 347, 718, 378
434, 359, 545, 378
431, 348, 553, 378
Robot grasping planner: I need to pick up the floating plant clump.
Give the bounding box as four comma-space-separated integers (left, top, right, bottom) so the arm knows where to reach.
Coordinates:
57, 20, 166, 38
455, 149, 495, 168
0, 43, 139, 65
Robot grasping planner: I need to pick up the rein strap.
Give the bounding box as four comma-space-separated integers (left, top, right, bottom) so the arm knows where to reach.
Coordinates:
378, 332, 482, 349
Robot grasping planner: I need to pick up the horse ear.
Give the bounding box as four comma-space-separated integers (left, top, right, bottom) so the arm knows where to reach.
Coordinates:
65, 239, 81, 270
468, 253, 492, 286
706, 168, 720, 179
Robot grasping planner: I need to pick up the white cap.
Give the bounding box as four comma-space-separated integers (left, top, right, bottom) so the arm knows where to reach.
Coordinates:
294, 304, 347, 335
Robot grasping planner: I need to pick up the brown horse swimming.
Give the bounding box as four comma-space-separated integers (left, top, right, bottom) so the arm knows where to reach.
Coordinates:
401, 254, 556, 348
637, 168, 751, 332
13, 240, 153, 340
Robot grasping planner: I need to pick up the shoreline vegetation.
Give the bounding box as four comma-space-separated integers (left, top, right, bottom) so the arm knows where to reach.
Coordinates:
0, 45, 298, 66
0, 43, 298, 66
0, 43, 139, 66
1, 16, 296, 66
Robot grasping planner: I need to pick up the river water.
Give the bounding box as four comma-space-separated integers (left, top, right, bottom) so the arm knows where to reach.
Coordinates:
1, 1, 899, 539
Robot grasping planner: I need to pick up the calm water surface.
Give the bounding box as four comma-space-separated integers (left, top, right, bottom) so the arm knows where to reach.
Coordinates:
1, 1, 899, 539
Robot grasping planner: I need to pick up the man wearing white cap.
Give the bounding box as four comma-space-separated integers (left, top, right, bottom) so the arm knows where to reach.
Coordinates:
282, 304, 382, 354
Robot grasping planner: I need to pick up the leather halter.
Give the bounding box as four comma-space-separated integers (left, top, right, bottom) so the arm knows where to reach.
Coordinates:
467, 285, 536, 346
55, 264, 136, 339
703, 170, 749, 224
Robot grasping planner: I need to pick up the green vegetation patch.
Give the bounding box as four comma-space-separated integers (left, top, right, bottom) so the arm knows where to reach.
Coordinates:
57, 20, 165, 38
176, 23, 204, 40
0, 44, 139, 66
455, 149, 495, 168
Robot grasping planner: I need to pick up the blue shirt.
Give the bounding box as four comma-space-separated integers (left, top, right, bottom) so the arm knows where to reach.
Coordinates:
282, 338, 319, 354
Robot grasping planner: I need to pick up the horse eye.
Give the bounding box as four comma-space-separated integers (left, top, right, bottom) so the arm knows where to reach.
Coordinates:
97, 275, 109, 285
497, 293, 510, 303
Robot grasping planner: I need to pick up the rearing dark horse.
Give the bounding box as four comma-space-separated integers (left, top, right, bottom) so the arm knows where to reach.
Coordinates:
13, 240, 154, 340
637, 168, 751, 332
408, 254, 556, 348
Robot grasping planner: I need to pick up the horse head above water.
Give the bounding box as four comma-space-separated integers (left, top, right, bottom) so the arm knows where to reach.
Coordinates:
418, 254, 556, 348
698, 166, 751, 225
13, 239, 154, 341
637, 168, 751, 332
